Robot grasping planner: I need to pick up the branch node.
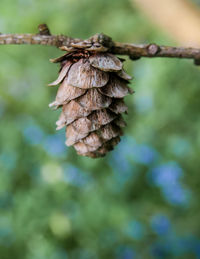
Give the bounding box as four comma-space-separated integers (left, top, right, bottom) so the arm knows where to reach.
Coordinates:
38, 24, 51, 35
147, 43, 160, 56
89, 33, 114, 49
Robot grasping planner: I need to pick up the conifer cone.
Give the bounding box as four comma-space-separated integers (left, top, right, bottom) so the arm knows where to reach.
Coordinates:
49, 49, 133, 158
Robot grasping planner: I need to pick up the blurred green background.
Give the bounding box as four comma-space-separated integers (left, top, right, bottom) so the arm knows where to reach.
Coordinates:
1, 0, 200, 258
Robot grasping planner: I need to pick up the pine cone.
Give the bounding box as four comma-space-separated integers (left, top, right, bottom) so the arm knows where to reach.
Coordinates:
49, 49, 133, 158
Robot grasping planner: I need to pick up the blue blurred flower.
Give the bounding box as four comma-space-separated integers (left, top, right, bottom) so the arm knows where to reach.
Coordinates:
0, 151, 17, 171
23, 124, 44, 145
109, 137, 136, 186
116, 246, 137, 259
150, 243, 169, 259
149, 161, 183, 187
109, 151, 133, 185
131, 144, 158, 165
148, 162, 191, 207
175, 236, 198, 255
162, 184, 190, 207
110, 136, 158, 188
169, 137, 192, 157
151, 214, 171, 236
43, 133, 66, 157
125, 220, 146, 240
150, 235, 199, 259
194, 241, 200, 258
119, 136, 158, 165
63, 164, 92, 187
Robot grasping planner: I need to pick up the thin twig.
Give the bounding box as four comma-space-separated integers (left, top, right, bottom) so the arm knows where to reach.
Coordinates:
0, 34, 81, 48
0, 25, 200, 64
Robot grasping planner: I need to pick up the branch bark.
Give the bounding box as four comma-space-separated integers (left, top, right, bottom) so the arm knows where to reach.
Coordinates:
0, 34, 81, 48
1, 25, 200, 64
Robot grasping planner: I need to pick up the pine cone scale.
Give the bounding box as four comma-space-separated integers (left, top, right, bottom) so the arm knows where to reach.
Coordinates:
76, 88, 112, 110
117, 69, 133, 81
109, 99, 128, 114
61, 100, 92, 125
48, 61, 72, 86
67, 59, 109, 89
89, 53, 123, 72
98, 75, 133, 98
49, 79, 86, 108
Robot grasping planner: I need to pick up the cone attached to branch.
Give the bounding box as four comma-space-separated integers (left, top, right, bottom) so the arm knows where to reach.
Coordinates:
49, 47, 133, 158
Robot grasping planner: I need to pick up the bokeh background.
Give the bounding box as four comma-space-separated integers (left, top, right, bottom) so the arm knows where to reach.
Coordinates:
0, 0, 200, 258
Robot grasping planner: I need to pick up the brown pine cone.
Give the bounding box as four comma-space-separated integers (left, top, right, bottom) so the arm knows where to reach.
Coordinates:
49, 50, 133, 158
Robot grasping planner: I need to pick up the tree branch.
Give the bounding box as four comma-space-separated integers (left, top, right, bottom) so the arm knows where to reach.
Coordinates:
1, 24, 200, 65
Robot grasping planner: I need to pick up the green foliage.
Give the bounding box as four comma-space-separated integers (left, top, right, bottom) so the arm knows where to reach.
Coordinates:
0, 0, 200, 258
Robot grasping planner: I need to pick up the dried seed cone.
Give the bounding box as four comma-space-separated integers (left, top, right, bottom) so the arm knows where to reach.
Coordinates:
49, 50, 133, 158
